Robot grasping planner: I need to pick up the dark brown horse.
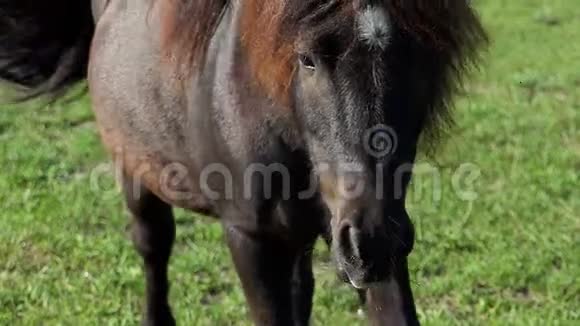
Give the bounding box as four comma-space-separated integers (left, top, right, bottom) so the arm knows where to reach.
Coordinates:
0, 0, 487, 325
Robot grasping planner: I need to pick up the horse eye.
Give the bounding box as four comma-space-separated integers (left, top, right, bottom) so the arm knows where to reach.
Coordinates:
299, 54, 316, 70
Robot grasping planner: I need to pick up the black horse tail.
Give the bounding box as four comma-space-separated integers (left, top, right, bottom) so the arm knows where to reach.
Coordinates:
0, 1, 95, 99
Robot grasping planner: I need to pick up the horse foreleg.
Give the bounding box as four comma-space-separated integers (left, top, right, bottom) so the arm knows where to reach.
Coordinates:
123, 177, 176, 326
224, 224, 296, 326
291, 247, 315, 326
363, 259, 419, 326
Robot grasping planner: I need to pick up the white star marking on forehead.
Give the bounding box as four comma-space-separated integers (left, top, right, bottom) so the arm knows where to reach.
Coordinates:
357, 6, 391, 49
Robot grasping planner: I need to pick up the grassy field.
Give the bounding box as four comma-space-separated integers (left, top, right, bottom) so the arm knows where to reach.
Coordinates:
1, 0, 579, 325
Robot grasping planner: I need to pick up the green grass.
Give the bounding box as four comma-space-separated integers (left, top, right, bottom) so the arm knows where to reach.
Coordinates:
1, 0, 579, 324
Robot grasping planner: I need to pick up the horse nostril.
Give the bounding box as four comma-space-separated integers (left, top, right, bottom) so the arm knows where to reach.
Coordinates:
338, 222, 362, 260
338, 223, 352, 253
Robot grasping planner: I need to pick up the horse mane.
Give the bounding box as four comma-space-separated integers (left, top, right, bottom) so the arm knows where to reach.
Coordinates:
160, 0, 231, 67
163, 0, 487, 138
386, 0, 489, 144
